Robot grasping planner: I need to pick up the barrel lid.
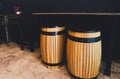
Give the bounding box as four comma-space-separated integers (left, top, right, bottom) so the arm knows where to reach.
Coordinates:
41, 24, 65, 28
67, 24, 101, 33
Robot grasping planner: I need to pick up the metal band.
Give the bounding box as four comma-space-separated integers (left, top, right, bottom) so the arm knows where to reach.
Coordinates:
67, 35, 101, 43
42, 61, 63, 66
41, 30, 64, 36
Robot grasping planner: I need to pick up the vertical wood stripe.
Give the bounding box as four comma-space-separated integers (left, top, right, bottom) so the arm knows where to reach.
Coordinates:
67, 31, 101, 78
40, 27, 65, 67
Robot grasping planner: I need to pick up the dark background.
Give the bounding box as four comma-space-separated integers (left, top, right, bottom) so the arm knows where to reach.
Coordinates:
0, 0, 120, 14
0, 0, 119, 59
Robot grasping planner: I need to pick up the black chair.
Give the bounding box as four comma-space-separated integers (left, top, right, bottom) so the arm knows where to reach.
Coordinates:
17, 13, 39, 52
7, 15, 20, 44
0, 15, 9, 45
0, 16, 4, 43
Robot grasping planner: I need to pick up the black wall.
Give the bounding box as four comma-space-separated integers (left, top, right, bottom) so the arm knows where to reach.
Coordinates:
0, 0, 120, 14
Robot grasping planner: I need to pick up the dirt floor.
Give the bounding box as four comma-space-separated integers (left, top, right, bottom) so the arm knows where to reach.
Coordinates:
0, 43, 119, 79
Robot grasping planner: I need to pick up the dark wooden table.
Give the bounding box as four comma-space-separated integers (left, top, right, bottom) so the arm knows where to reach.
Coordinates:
32, 12, 120, 76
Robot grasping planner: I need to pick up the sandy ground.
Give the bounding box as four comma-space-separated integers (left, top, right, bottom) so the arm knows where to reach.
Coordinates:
0, 43, 119, 79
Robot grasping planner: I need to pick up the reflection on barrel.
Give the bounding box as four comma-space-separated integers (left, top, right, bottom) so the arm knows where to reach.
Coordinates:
67, 30, 102, 78
40, 26, 65, 68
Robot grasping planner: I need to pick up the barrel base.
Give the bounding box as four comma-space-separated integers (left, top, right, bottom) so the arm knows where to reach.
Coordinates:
42, 61, 64, 69
69, 72, 98, 79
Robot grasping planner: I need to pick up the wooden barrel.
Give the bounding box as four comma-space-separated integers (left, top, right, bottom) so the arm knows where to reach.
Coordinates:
67, 30, 102, 78
40, 26, 65, 68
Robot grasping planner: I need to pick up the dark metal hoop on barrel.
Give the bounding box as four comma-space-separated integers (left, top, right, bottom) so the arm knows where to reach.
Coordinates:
40, 26, 65, 68
67, 29, 102, 78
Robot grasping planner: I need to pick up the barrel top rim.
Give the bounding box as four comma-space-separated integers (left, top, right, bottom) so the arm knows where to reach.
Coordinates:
41, 25, 65, 28
68, 28, 100, 33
